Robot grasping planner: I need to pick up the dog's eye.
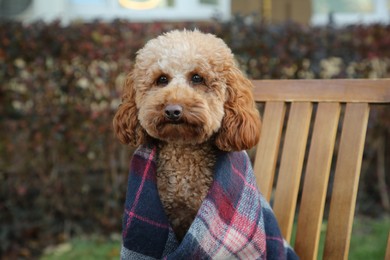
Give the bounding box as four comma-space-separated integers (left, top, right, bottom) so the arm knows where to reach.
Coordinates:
156, 75, 169, 86
191, 74, 204, 84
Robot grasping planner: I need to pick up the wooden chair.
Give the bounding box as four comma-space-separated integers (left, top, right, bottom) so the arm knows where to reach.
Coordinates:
251, 79, 390, 260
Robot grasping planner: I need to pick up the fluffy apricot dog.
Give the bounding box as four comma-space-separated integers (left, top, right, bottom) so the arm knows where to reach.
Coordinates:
113, 30, 261, 240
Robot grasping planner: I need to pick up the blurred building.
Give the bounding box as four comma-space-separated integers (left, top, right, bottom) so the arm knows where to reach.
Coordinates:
0, 0, 231, 23
0, 0, 389, 25
233, 0, 390, 25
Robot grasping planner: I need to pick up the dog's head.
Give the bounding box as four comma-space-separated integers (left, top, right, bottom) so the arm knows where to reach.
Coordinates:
113, 30, 261, 151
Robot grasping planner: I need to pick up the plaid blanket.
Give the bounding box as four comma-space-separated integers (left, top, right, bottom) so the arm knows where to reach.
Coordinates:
121, 143, 298, 260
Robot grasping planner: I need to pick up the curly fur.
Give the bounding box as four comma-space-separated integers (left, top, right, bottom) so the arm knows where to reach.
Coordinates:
113, 30, 261, 240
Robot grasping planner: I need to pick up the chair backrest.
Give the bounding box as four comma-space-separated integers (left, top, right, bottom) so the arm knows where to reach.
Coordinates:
251, 79, 390, 260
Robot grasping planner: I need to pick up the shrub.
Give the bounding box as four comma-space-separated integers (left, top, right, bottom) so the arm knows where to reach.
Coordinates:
0, 19, 389, 257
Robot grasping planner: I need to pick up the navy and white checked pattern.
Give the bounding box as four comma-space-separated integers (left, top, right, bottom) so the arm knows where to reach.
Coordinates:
121, 143, 298, 259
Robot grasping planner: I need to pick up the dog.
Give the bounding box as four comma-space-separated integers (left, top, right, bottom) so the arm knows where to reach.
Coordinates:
113, 30, 261, 241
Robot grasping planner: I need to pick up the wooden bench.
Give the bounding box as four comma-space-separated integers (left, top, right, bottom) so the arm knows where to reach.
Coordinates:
251, 79, 390, 260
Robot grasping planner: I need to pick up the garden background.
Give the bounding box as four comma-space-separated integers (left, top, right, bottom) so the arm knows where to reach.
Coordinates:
1, 18, 389, 258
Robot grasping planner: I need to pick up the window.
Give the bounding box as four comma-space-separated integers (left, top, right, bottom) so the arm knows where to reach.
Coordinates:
200, 0, 218, 5
313, 0, 374, 14
118, 0, 174, 9
312, 0, 389, 25
70, 0, 106, 4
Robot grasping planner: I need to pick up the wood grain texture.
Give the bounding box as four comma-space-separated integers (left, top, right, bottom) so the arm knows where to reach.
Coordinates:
251, 79, 390, 259
272, 102, 312, 242
294, 103, 341, 260
324, 103, 370, 260
252, 79, 390, 103
253, 102, 286, 202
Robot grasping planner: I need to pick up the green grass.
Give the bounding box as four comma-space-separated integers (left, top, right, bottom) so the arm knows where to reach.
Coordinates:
41, 235, 120, 260
41, 216, 389, 259
349, 216, 390, 260
290, 216, 389, 260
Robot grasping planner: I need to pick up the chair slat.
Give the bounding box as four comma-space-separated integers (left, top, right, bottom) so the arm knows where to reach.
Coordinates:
273, 102, 312, 242
253, 101, 286, 201
252, 79, 390, 103
295, 103, 341, 260
324, 103, 370, 260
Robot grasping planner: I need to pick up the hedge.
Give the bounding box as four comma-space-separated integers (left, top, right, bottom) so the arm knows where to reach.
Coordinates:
0, 18, 389, 257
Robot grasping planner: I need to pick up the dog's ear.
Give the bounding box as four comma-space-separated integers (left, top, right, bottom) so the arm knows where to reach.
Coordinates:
215, 67, 261, 151
113, 72, 145, 146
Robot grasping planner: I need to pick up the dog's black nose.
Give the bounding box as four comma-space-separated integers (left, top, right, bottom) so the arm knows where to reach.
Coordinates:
164, 104, 183, 121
